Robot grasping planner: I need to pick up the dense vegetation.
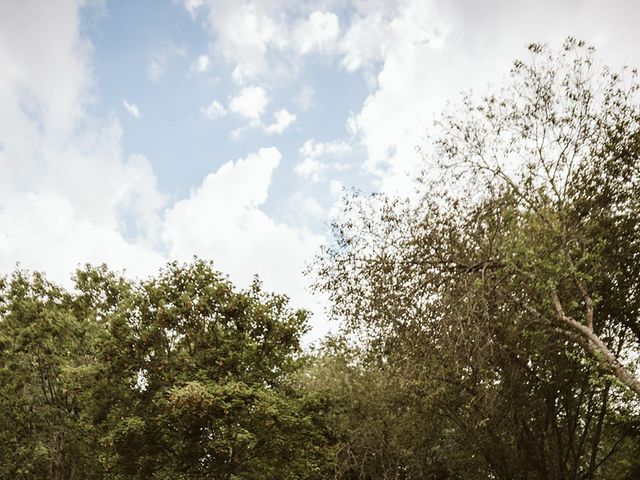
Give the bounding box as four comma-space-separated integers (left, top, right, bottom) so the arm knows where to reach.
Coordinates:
0, 261, 331, 479
2, 40, 640, 479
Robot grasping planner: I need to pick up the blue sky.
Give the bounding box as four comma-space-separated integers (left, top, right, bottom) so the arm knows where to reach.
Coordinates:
2, 0, 640, 341
89, 1, 370, 202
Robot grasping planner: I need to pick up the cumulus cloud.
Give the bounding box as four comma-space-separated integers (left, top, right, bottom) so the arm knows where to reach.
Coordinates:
201, 99, 227, 119
292, 11, 340, 55
119, 154, 167, 247
340, 0, 454, 193
295, 139, 352, 182
190, 1, 285, 84
300, 138, 352, 158
176, 0, 449, 194
0, 0, 90, 143
0, 192, 165, 282
340, 14, 387, 72
191, 53, 211, 73
294, 157, 323, 181
180, 1, 343, 85
180, 0, 640, 202
123, 99, 141, 118
264, 108, 296, 134
229, 85, 269, 121
0, 0, 167, 283
164, 147, 324, 313
329, 179, 344, 199
227, 88, 295, 136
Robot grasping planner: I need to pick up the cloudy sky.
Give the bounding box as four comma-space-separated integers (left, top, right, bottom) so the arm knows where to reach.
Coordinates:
1, 0, 639, 340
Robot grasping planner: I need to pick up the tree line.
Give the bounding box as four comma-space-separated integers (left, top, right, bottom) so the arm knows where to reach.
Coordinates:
1, 39, 640, 479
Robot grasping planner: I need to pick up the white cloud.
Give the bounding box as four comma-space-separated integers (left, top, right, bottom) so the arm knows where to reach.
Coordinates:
292, 11, 340, 55
228, 87, 296, 137
295, 157, 323, 181
300, 138, 352, 158
343, 0, 640, 195
118, 154, 167, 247
123, 99, 141, 118
0, 192, 165, 282
189, 1, 286, 85
180, 0, 640, 202
177, 0, 452, 193
340, 13, 386, 72
229, 126, 246, 140
163, 147, 324, 315
180, 1, 343, 85
288, 191, 327, 222
0, 0, 326, 329
21, 0, 640, 344
201, 99, 227, 119
191, 53, 211, 72
0, 0, 91, 141
295, 139, 353, 183
341, 0, 454, 193
264, 108, 296, 134
327, 179, 346, 219
182, 0, 205, 17
291, 138, 352, 223
0, 0, 166, 284
229, 85, 269, 121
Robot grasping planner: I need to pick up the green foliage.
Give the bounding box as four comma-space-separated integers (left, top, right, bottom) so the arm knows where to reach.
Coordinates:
0, 260, 328, 479
312, 39, 640, 479
0, 270, 103, 479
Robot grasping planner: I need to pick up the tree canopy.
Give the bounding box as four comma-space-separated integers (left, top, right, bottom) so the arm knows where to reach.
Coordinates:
0, 260, 330, 479
312, 39, 640, 479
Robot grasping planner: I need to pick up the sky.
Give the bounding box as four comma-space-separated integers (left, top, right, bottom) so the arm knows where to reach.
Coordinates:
1, 0, 640, 341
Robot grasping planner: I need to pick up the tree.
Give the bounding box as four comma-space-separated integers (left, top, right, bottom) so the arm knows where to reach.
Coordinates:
0, 260, 330, 479
0, 270, 104, 479
431, 38, 640, 396
93, 260, 328, 479
313, 39, 640, 478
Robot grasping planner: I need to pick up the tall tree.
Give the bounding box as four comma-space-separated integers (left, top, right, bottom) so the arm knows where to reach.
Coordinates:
313, 39, 640, 478
431, 38, 640, 396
